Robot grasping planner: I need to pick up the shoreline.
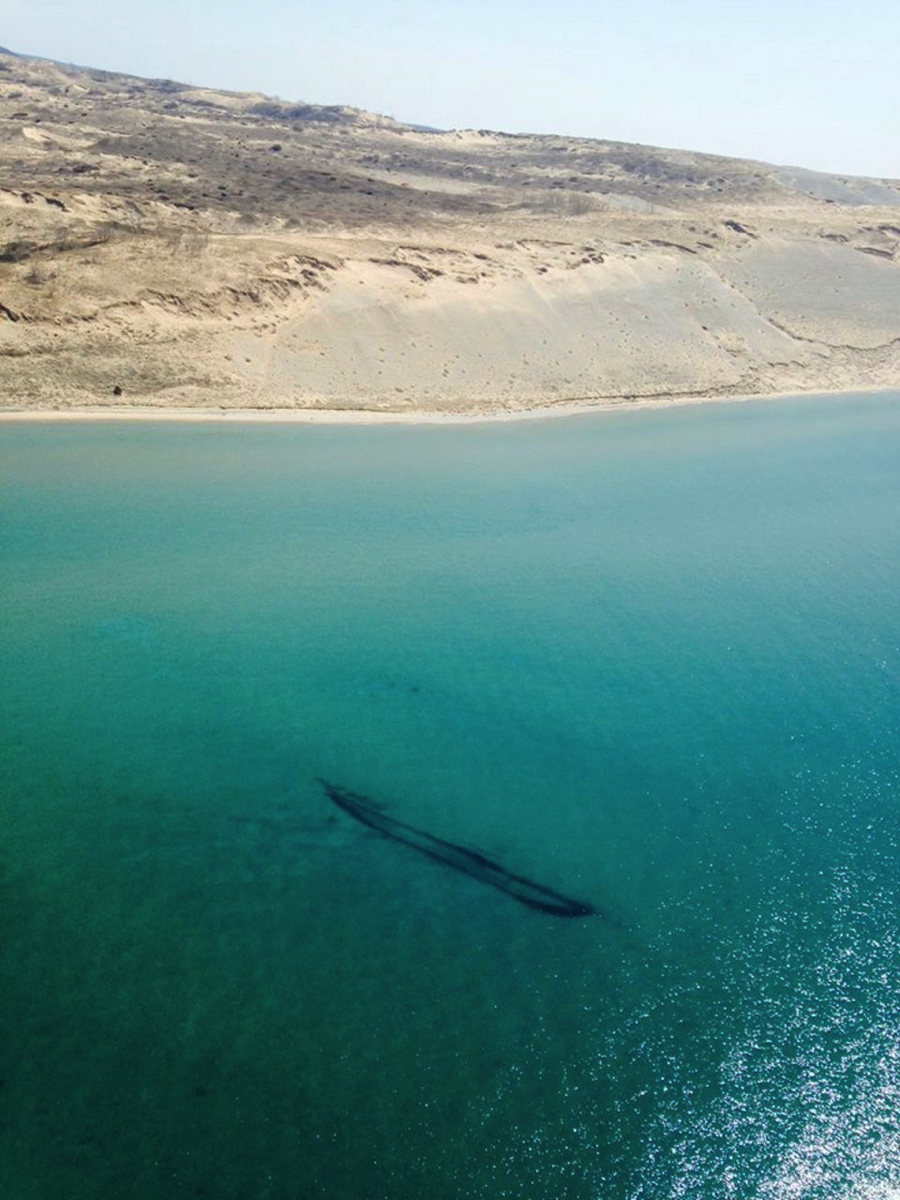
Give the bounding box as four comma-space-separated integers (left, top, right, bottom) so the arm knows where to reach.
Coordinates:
0, 385, 896, 426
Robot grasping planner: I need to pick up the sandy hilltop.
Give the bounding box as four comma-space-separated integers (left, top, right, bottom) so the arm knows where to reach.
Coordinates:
0, 46, 899, 419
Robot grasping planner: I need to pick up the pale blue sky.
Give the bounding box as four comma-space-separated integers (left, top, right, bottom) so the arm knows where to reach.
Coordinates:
4, 0, 898, 177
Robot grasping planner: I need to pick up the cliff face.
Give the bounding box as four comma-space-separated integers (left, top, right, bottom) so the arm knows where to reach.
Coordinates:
1, 48, 898, 414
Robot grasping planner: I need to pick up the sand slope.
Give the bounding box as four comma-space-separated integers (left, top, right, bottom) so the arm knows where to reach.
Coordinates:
0, 48, 898, 415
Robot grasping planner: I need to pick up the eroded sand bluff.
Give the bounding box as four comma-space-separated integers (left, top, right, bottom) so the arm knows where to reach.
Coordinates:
1, 47, 899, 415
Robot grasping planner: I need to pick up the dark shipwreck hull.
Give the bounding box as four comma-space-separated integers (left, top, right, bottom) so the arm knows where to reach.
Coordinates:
319, 779, 598, 918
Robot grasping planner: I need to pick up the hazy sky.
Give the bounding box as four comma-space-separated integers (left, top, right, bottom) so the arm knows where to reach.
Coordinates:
4, 0, 898, 177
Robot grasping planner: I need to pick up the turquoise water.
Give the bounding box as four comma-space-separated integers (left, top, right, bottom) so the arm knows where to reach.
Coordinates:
1, 393, 899, 1199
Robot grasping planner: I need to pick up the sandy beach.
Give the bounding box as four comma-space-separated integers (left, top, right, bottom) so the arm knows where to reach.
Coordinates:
1, 385, 897, 426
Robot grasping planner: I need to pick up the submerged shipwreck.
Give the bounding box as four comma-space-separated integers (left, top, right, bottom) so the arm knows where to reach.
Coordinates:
319, 779, 598, 918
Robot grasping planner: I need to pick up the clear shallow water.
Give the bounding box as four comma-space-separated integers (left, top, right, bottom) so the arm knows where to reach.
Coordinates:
1, 393, 899, 1200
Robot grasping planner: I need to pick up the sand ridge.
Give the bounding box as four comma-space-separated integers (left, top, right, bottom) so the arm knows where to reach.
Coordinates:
0, 47, 898, 415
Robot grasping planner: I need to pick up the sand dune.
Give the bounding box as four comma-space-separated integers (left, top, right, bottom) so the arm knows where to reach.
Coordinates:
0, 47, 898, 415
